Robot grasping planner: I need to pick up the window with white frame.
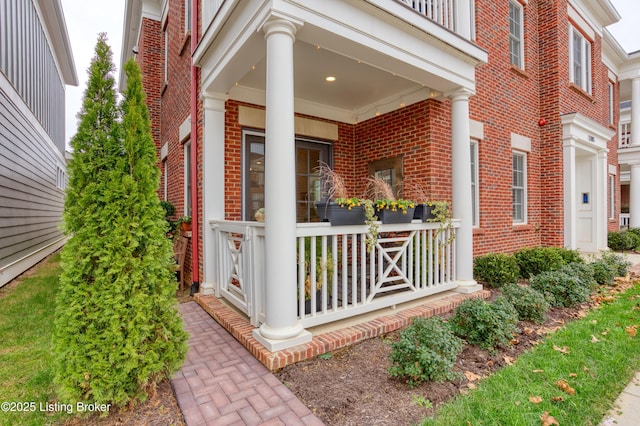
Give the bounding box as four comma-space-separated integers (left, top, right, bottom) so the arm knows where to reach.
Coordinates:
509, 0, 524, 69
620, 122, 631, 147
163, 23, 169, 84
569, 25, 591, 93
470, 140, 479, 227
512, 152, 527, 223
608, 82, 614, 125
609, 174, 615, 220
56, 165, 66, 190
184, 140, 191, 216
184, 0, 191, 34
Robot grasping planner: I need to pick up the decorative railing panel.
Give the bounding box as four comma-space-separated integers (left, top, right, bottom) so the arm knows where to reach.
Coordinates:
210, 220, 459, 328
397, 0, 456, 32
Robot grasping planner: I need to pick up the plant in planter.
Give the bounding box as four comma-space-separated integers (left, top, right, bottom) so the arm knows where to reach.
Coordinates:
366, 176, 415, 224
315, 163, 367, 226
177, 216, 192, 232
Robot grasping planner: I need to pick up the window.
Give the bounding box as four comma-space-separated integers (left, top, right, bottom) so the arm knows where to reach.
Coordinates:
163, 160, 168, 201
512, 152, 527, 223
569, 25, 591, 93
609, 174, 615, 220
620, 122, 631, 147
242, 131, 331, 222
56, 165, 66, 190
184, 140, 191, 216
509, 1, 524, 69
184, 0, 191, 34
470, 141, 479, 227
608, 82, 614, 125
163, 24, 168, 83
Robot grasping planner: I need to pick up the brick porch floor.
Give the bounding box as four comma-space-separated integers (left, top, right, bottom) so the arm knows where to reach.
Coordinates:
194, 289, 491, 371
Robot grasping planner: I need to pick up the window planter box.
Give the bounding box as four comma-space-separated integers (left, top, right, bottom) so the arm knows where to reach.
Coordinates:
315, 201, 366, 226
413, 204, 437, 222
376, 207, 415, 224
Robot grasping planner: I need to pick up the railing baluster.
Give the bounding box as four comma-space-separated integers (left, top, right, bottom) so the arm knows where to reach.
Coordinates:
342, 234, 348, 307
351, 233, 358, 307
298, 236, 305, 317
332, 235, 338, 310
321, 235, 327, 313
361, 236, 367, 305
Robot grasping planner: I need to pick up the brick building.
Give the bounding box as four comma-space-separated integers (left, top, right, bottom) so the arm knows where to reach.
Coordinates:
120, 0, 638, 351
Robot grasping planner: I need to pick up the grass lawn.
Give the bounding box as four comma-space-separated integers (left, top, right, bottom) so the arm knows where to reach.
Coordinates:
422, 282, 640, 425
0, 254, 70, 426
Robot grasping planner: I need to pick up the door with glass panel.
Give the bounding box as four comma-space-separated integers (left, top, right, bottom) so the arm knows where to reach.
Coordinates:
243, 132, 331, 222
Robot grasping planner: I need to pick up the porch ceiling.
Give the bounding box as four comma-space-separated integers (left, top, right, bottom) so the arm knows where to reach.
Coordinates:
230, 41, 428, 123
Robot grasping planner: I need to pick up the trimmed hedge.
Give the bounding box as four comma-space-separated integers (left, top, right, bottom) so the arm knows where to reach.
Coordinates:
473, 253, 519, 288
501, 284, 550, 324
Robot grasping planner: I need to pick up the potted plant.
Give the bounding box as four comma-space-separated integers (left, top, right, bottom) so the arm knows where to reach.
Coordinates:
367, 176, 415, 224
177, 216, 192, 232
315, 163, 367, 226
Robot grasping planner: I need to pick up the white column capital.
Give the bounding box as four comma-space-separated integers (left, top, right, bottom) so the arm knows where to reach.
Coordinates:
201, 91, 228, 111
447, 87, 475, 102
262, 16, 301, 40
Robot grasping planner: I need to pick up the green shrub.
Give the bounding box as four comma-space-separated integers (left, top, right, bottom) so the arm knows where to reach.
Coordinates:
388, 317, 463, 387
529, 271, 591, 307
608, 231, 637, 251
501, 284, 550, 324
600, 251, 632, 277
451, 297, 519, 352
552, 247, 583, 265
590, 252, 631, 285
514, 247, 565, 278
473, 253, 519, 288
559, 262, 596, 289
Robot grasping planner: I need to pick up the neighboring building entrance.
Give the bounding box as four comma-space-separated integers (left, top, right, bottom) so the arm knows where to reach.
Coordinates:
243, 132, 331, 222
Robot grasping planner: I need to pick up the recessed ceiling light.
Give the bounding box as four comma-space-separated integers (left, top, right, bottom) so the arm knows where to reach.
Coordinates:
325, 76, 336, 82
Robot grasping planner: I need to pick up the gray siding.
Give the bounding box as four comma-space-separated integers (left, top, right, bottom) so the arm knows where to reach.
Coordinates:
0, 88, 65, 279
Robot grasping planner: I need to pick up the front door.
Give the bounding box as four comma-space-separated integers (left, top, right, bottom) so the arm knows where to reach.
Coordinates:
576, 154, 596, 252
243, 132, 331, 222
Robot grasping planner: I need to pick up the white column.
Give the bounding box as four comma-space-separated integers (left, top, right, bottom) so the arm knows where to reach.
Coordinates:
596, 151, 608, 251
563, 141, 577, 249
630, 164, 640, 229
201, 92, 228, 295
449, 88, 481, 293
253, 18, 311, 351
631, 78, 640, 146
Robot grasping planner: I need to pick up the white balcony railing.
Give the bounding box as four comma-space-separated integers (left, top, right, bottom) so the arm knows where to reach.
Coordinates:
397, 0, 456, 32
620, 213, 630, 229
210, 219, 459, 328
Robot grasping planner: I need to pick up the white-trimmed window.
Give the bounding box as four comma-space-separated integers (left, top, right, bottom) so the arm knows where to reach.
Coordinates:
620, 122, 631, 147
184, 140, 191, 216
184, 0, 191, 34
512, 151, 527, 224
56, 165, 66, 190
609, 174, 615, 220
470, 140, 479, 227
509, 0, 524, 69
569, 25, 591, 93
163, 23, 169, 84
608, 82, 614, 125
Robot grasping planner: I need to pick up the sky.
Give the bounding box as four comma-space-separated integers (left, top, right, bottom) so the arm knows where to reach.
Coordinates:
60, 0, 640, 148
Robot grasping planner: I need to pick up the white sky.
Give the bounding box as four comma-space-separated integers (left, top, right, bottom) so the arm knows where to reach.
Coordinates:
60, 0, 640, 148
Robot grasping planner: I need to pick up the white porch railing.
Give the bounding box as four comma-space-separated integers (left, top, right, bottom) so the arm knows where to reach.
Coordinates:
210, 219, 459, 328
620, 213, 630, 229
397, 0, 456, 32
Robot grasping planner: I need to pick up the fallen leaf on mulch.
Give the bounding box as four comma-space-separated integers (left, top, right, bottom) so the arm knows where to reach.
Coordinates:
541, 411, 560, 425
504, 356, 515, 365
529, 396, 543, 404
556, 379, 576, 395
553, 345, 571, 354
465, 371, 482, 382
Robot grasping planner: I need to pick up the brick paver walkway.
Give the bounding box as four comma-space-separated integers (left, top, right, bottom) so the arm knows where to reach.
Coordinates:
172, 302, 324, 425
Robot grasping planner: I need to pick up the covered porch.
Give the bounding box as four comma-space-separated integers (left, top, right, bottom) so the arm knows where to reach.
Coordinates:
194, 0, 487, 351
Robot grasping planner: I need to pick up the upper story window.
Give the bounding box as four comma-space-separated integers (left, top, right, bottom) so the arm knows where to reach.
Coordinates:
509, 0, 524, 69
608, 82, 614, 125
569, 25, 591, 93
163, 22, 169, 84
620, 122, 631, 148
184, 0, 191, 34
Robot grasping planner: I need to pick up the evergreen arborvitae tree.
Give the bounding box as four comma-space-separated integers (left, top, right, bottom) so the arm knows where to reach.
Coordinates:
53, 35, 187, 407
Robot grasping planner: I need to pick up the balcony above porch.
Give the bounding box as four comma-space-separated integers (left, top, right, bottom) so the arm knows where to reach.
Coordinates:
195, 0, 487, 123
